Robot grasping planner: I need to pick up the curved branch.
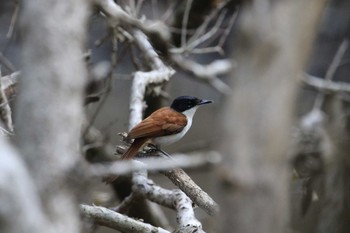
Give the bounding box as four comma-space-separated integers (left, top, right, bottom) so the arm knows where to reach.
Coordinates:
132, 172, 205, 232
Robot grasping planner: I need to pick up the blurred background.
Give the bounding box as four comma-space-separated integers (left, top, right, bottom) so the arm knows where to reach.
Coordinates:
1, 0, 350, 233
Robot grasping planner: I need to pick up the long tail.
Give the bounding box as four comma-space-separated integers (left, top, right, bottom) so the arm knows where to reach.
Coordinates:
121, 138, 148, 160
103, 138, 148, 184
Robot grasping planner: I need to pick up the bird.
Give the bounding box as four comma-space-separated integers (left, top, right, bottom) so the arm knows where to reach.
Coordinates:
103, 96, 212, 183
121, 96, 213, 161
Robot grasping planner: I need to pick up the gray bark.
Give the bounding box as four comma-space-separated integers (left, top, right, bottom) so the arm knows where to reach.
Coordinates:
0, 136, 47, 233
14, 0, 89, 232
217, 1, 327, 233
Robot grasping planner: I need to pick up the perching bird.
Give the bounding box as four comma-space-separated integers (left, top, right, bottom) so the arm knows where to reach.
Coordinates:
104, 96, 212, 183
121, 96, 213, 160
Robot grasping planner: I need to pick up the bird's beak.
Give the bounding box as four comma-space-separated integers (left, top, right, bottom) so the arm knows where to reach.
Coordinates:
197, 99, 213, 105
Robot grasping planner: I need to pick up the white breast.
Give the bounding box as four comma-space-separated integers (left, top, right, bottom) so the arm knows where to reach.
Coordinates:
153, 106, 198, 146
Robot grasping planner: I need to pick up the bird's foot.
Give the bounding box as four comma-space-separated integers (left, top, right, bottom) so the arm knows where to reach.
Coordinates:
145, 143, 159, 153
146, 143, 171, 158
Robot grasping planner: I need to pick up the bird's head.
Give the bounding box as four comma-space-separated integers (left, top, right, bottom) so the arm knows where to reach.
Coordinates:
170, 96, 213, 113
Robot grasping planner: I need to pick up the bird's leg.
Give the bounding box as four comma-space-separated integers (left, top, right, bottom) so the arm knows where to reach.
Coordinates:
145, 143, 158, 153
146, 143, 172, 158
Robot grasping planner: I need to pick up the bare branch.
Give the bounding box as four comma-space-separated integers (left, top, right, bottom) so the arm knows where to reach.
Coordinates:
110, 191, 173, 230
303, 73, 350, 93
96, 0, 174, 127
218, 9, 238, 48
111, 192, 139, 213
163, 167, 219, 216
181, 0, 194, 48
313, 39, 349, 109
80, 204, 171, 233
187, 0, 231, 48
0, 69, 14, 133
1, 71, 19, 91
7, 2, 20, 39
129, 30, 174, 128
173, 189, 205, 233
89, 150, 220, 177
93, 0, 143, 29
185, 9, 227, 52
132, 172, 205, 232
324, 40, 349, 82
173, 55, 233, 94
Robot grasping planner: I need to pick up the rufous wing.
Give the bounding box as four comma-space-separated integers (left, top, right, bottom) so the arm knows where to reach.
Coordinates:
102, 108, 187, 183
127, 107, 187, 139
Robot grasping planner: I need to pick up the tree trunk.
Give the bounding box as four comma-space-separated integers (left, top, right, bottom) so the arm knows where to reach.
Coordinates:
217, 1, 327, 232
15, 0, 89, 232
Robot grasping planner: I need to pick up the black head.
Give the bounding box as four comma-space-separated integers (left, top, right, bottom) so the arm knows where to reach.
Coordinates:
170, 96, 213, 112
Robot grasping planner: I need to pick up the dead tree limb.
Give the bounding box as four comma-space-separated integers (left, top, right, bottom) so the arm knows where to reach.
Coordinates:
81, 204, 170, 233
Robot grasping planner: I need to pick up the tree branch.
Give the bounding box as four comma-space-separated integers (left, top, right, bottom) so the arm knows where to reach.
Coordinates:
88, 150, 221, 176
172, 55, 233, 94
132, 171, 205, 232
0, 69, 14, 133
163, 168, 219, 216
129, 30, 174, 128
303, 73, 350, 93
80, 204, 171, 233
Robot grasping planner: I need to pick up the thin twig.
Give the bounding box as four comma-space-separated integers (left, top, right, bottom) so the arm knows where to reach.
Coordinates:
218, 8, 239, 48
135, 0, 145, 17
189, 46, 223, 54
303, 73, 350, 93
129, 0, 136, 16
188, 0, 229, 46
7, 2, 19, 39
111, 192, 140, 213
181, 0, 194, 48
160, 2, 177, 22
172, 55, 233, 94
93, 0, 144, 34
313, 39, 348, 109
0, 68, 14, 133
130, 44, 144, 70
186, 9, 227, 52
151, 0, 159, 19
83, 74, 112, 138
